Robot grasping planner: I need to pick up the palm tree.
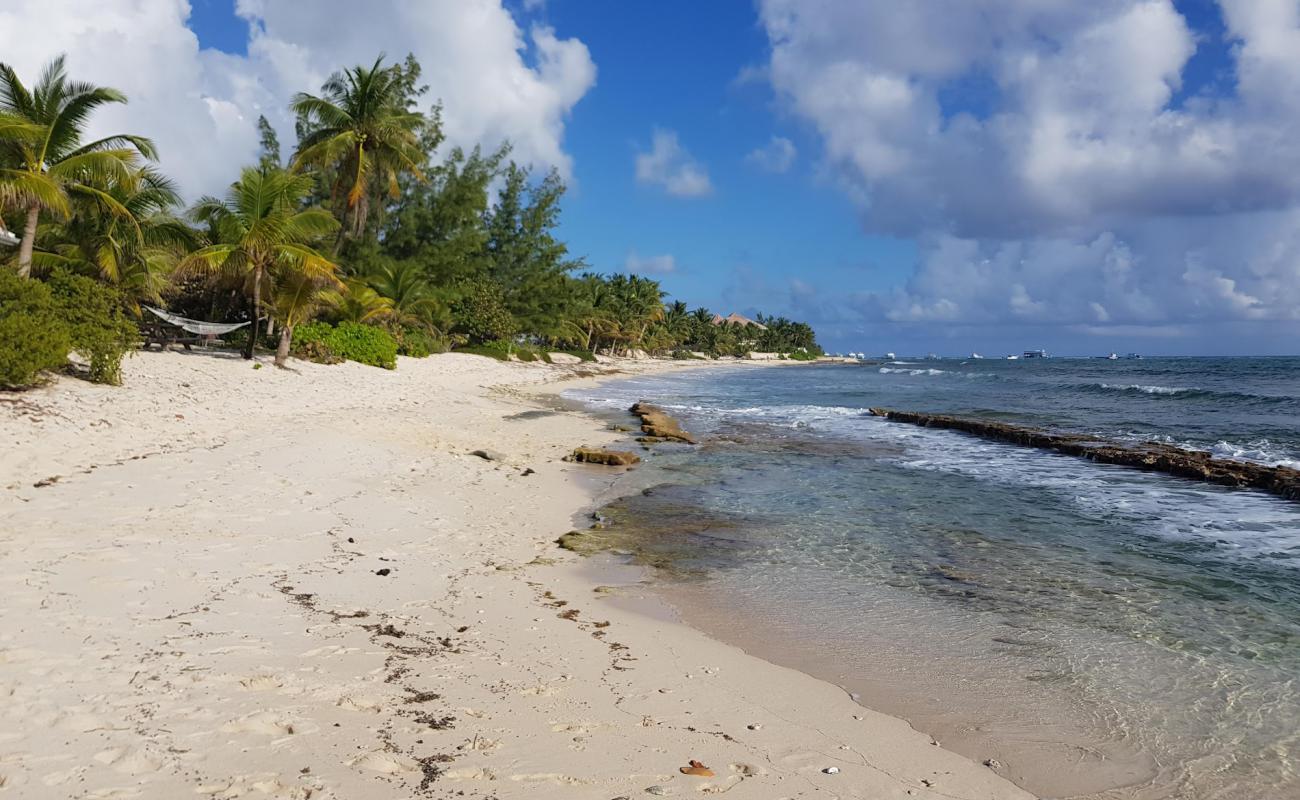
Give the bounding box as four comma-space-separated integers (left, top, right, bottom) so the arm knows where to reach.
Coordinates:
367, 261, 441, 329
0, 55, 157, 277
37, 166, 194, 310
331, 278, 392, 324
183, 167, 339, 359
268, 268, 342, 367
290, 56, 426, 246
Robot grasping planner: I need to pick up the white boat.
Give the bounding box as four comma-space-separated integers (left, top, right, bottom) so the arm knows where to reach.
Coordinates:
1106, 352, 1119, 360
970, 352, 984, 359
884, 352, 896, 360
1006, 354, 1020, 360
1023, 349, 1048, 359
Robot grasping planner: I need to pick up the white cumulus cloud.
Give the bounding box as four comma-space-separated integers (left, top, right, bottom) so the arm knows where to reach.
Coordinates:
635, 128, 713, 197
757, 0, 1300, 346
0, 0, 596, 199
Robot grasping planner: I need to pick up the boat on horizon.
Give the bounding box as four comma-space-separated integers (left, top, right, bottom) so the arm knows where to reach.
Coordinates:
971, 352, 984, 359
1023, 349, 1048, 359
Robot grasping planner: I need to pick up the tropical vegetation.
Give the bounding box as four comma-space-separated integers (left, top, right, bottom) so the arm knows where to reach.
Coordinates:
0, 53, 821, 387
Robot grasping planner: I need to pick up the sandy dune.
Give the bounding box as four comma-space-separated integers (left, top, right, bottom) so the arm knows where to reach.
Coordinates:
0, 351, 1031, 799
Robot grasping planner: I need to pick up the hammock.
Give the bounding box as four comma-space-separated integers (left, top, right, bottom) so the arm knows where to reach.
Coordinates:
145, 306, 250, 336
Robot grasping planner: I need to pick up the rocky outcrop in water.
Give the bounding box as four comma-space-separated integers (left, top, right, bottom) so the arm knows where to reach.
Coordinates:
629, 402, 697, 444
565, 447, 641, 466
868, 408, 1300, 502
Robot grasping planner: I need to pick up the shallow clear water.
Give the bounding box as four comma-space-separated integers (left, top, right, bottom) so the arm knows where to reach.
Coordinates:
567, 358, 1300, 800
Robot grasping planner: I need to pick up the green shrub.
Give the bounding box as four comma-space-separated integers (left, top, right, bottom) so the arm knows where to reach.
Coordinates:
291, 321, 397, 369
786, 350, 818, 361
0, 270, 71, 388
328, 322, 397, 369
453, 344, 509, 361
452, 281, 515, 344
558, 349, 597, 362
451, 338, 550, 363
393, 325, 446, 358
45, 270, 137, 384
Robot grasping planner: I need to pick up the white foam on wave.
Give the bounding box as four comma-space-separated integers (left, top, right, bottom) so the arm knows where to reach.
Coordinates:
880, 367, 947, 376
842, 415, 1300, 563
1099, 383, 1192, 395
1208, 440, 1300, 470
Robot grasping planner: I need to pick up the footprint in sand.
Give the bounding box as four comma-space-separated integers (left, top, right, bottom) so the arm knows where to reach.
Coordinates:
335, 693, 385, 713
695, 763, 766, 794
92, 747, 164, 775
347, 750, 419, 775
238, 674, 284, 691
444, 767, 497, 781
220, 711, 297, 736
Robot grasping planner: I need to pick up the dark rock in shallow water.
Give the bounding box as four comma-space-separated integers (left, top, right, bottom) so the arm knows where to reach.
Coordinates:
629, 402, 697, 444
565, 447, 641, 466
869, 408, 1300, 503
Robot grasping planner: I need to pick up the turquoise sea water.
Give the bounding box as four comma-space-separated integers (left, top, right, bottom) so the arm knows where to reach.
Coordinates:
567, 358, 1300, 800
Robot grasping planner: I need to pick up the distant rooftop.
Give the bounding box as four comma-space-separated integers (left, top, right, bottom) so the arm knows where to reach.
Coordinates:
711, 312, 767, 330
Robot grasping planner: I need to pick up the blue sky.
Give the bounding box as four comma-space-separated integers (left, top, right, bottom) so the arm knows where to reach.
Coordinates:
17, 0, 1297, 356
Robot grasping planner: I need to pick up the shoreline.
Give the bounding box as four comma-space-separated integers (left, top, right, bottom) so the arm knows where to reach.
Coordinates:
0, 351, 1030, 799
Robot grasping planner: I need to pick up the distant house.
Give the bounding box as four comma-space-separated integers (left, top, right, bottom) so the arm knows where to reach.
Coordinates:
710, 312, 768, 330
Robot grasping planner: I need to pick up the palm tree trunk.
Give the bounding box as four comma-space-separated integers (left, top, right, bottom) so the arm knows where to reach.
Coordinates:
17, 205, 39, 279
274, 324, 293, 368
243, 266, 262, 360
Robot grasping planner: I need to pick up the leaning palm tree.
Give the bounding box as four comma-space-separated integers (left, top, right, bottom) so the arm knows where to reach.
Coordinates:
290, 55, 426, 246
267, 268, 342, 368
0, 55, 157, 277
183, 167, 339, 359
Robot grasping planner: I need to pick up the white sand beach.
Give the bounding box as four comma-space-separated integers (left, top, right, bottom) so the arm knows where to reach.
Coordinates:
0, 351, 1032, 800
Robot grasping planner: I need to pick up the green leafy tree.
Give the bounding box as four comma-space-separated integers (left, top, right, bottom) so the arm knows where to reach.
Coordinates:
0, 55, 157, 277
452, 279, 515, 344
484, 164, 581, 337
183, 167, 339, 359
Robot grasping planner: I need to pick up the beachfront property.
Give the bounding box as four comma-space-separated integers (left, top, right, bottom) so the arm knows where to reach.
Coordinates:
2, 4, 1297, 800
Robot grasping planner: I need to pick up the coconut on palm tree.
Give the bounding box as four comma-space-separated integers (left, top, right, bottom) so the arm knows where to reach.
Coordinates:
290, 55, 426, 247
0, 55, 157, 278
183, 167, 339, 360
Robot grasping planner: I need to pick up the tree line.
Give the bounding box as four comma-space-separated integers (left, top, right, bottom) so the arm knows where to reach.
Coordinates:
1, 53, 821, 381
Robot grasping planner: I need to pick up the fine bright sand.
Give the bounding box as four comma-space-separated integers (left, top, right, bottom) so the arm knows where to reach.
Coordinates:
0, 350, 1032, 799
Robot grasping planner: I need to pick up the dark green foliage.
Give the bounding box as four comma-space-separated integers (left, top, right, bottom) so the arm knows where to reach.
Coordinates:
558, 349, 597, 362
452, 281, 515, 344
45, 270, 138, 384
290, 321, 342, 364
0, 269, 71, 388
256, 115, 281, 169
452, 338, 551, 363
392, 325, 445, 358
291, 321, 397, 369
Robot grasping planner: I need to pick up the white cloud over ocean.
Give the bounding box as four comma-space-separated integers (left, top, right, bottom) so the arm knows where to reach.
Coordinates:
0, 0, 596, 199
758, 0, 1300, 343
